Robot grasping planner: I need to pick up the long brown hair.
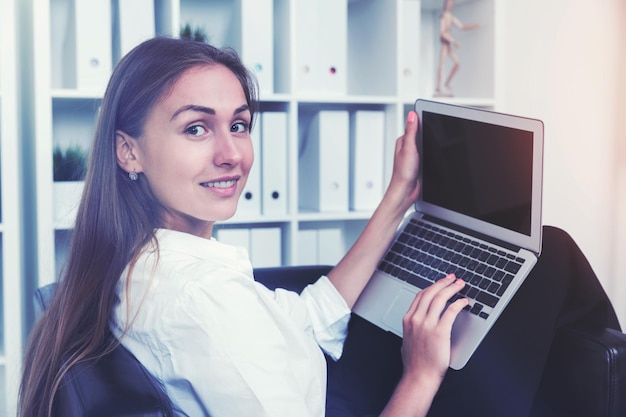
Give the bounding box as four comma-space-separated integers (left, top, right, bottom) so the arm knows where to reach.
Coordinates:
19, 37, 258, 417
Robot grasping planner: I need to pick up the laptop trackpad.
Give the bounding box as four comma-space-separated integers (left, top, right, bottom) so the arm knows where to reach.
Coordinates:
382, 288, 417, 336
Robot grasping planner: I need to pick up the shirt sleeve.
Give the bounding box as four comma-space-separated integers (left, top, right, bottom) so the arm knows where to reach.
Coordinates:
299, 276, 351, 360
255, 275, 351, 360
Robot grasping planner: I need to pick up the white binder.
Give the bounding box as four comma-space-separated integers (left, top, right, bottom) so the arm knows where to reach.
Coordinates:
236, 119, 262, 217
250, 227, 282, 267
297, 227, 344, 266
350, 110, 385, 211
293, 0, 347, 94
318, 227, 345, 265
261, 111, 288, 215
50, 0, 71, 88
299, 111, 349, 212
216, 227, 281, 268
297, 228, 319, 265
215, 228, 250, 249
401, 0, 421, 99
237, 0, 274, 94
118, 0, 156, 57
75, 0, 111, 93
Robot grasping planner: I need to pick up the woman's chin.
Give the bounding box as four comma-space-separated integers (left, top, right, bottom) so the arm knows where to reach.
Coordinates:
213, 207, 238, 222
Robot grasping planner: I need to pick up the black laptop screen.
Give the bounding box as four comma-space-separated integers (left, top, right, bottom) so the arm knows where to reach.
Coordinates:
421, 111, 534, 236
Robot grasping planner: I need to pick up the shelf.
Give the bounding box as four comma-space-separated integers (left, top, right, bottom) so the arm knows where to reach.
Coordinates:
294, 95, 399, 105
296, 212, 375, 222
51, 89, 105, 100
404, 96, 496, 108
32, 0, 501, 294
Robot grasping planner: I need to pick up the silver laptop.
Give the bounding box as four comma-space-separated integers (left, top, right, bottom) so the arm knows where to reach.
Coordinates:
353, 99, 544, 370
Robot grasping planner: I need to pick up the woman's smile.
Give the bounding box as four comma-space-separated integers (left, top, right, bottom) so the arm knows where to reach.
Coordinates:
200, 177, 240, 197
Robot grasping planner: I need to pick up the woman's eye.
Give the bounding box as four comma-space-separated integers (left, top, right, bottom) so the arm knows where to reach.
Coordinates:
231, 121, 249, 134
185, 124, 207, 137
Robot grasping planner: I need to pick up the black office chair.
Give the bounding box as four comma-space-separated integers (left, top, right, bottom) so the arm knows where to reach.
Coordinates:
34, 261, 626, 417
34, 283, 174, 417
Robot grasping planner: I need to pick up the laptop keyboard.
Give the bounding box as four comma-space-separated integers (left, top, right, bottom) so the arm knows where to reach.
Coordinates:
377, 219, 525, 320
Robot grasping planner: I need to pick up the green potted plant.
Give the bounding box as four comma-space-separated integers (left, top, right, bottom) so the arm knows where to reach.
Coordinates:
53, 144, 88, 224
180, 23, 209, 43
53, 144, 87, 182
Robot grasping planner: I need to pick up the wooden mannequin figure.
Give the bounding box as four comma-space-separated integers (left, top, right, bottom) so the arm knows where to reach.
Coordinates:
434, 0, 480, 97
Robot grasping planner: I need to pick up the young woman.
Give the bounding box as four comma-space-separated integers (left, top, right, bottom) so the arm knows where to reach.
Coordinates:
19, 37, 468, 417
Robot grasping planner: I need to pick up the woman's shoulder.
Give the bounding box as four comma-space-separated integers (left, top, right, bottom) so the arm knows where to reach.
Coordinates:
149, 230, 250, 281
119, 229, 255, 310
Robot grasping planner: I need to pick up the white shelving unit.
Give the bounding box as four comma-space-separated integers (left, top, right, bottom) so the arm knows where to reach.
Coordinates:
29, 0, 499, 284
4, 0, 499, 412
0, 0, 24, 414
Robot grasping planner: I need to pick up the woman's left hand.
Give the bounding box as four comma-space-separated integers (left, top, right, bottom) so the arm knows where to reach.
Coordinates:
384, 111, 421, 214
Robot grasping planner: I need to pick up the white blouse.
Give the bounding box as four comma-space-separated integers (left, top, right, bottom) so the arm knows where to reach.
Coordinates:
111, 229, 351, 417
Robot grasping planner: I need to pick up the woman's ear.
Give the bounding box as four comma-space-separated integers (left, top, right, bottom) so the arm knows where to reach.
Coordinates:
115, 130, 142, 174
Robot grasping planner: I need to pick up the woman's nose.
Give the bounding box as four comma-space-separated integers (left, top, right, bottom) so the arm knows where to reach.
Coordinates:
213, 131, 242, 167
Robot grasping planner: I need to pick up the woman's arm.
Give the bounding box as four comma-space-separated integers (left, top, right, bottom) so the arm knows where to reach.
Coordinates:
327, 111, 420, 308
325, 111, 468, 417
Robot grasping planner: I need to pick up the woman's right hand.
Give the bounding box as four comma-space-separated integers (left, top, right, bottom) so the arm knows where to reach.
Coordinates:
400, 274, 468, 384
380, 274, 468, 417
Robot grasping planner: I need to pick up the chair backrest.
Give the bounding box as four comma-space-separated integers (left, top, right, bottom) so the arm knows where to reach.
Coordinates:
34, 283, 174, 417
530, 325, 626, 417
253, 265, 332, 292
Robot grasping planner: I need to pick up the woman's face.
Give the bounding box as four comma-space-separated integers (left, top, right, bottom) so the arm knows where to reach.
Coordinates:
119, 64, 253, 238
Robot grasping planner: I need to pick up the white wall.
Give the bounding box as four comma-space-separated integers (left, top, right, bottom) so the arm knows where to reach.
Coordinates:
497, 0, 626, 327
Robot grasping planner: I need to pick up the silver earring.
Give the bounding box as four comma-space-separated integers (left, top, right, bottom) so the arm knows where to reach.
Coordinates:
129, 170, 138, 181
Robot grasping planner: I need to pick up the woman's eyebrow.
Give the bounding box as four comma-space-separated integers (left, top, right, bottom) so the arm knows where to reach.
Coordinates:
233, 104, 250, 117
171, 104, 250, 121
171, 105, 215, 121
